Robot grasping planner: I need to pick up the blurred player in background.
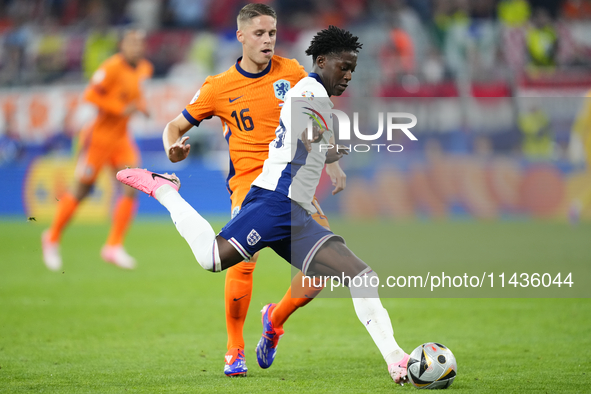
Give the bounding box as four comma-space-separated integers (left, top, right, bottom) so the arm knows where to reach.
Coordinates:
568, 90, 591, 223
159, 3, 346, 377
42, 29, 153, 270
117, 25, 410, 385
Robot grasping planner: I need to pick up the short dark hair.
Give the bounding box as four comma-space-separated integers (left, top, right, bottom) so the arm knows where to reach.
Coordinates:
305, 25, 363, 62
237, 3, 277, 29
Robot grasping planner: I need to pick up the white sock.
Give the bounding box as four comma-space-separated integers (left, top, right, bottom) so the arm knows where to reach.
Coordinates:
350, 268, 404, 366
155, 185, 221, 272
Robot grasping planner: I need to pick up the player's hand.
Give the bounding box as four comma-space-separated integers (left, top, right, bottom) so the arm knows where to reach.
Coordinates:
325, 161, 346, 195
168, 136, 191, 163
301, 122, 325, 152
325, 144, 350, 164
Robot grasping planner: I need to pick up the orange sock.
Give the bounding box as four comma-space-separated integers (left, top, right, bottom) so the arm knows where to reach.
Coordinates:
271, 271, 324, 329
48, 193, 79, 243
106, 195, 137, 246
225, 261, 256, 350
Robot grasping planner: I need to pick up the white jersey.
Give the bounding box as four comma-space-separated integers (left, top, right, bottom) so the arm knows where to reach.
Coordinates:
252, 74, 334, 213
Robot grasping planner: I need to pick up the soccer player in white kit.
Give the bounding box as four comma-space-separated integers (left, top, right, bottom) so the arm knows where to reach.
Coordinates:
117, 26, 410, 385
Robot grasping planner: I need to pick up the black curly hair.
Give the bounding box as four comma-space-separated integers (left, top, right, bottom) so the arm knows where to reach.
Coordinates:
305, 25, 363, 63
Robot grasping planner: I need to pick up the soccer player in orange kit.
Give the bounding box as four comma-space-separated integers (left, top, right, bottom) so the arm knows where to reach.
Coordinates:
161, 4, 346, 376
42, 29, 153, 270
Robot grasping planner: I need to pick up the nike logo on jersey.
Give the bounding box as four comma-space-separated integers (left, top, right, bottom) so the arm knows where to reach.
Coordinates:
233, 294, 248, 301
229, 96, 243, 103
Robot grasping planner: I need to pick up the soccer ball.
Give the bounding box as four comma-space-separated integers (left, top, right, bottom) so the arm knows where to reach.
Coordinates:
407, 342, 457, 389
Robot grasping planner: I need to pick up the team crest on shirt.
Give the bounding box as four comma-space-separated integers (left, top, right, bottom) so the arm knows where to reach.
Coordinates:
247, 229, 261, 246
273, 79, 290, 100
190, 89, 201, 104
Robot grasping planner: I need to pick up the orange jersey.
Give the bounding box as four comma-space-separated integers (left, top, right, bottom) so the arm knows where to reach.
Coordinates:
83, 53, 153, 147
183, 55, 307, 208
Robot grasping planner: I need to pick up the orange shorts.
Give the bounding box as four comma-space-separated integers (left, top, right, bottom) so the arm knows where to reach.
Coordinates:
76, 137, 140, 184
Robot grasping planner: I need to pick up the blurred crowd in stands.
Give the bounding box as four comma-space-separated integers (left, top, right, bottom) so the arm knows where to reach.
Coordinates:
1, 0, 591, 93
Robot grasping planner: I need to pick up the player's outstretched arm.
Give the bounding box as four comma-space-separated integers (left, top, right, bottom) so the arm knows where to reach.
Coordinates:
163, 114, 193, 163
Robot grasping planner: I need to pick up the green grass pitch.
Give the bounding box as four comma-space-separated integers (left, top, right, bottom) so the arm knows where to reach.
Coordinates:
1, 219, 590, 393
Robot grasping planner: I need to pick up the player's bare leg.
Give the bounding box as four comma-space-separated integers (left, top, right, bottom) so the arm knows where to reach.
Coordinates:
310, 240, 409, 385
116, 169, 410, 382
